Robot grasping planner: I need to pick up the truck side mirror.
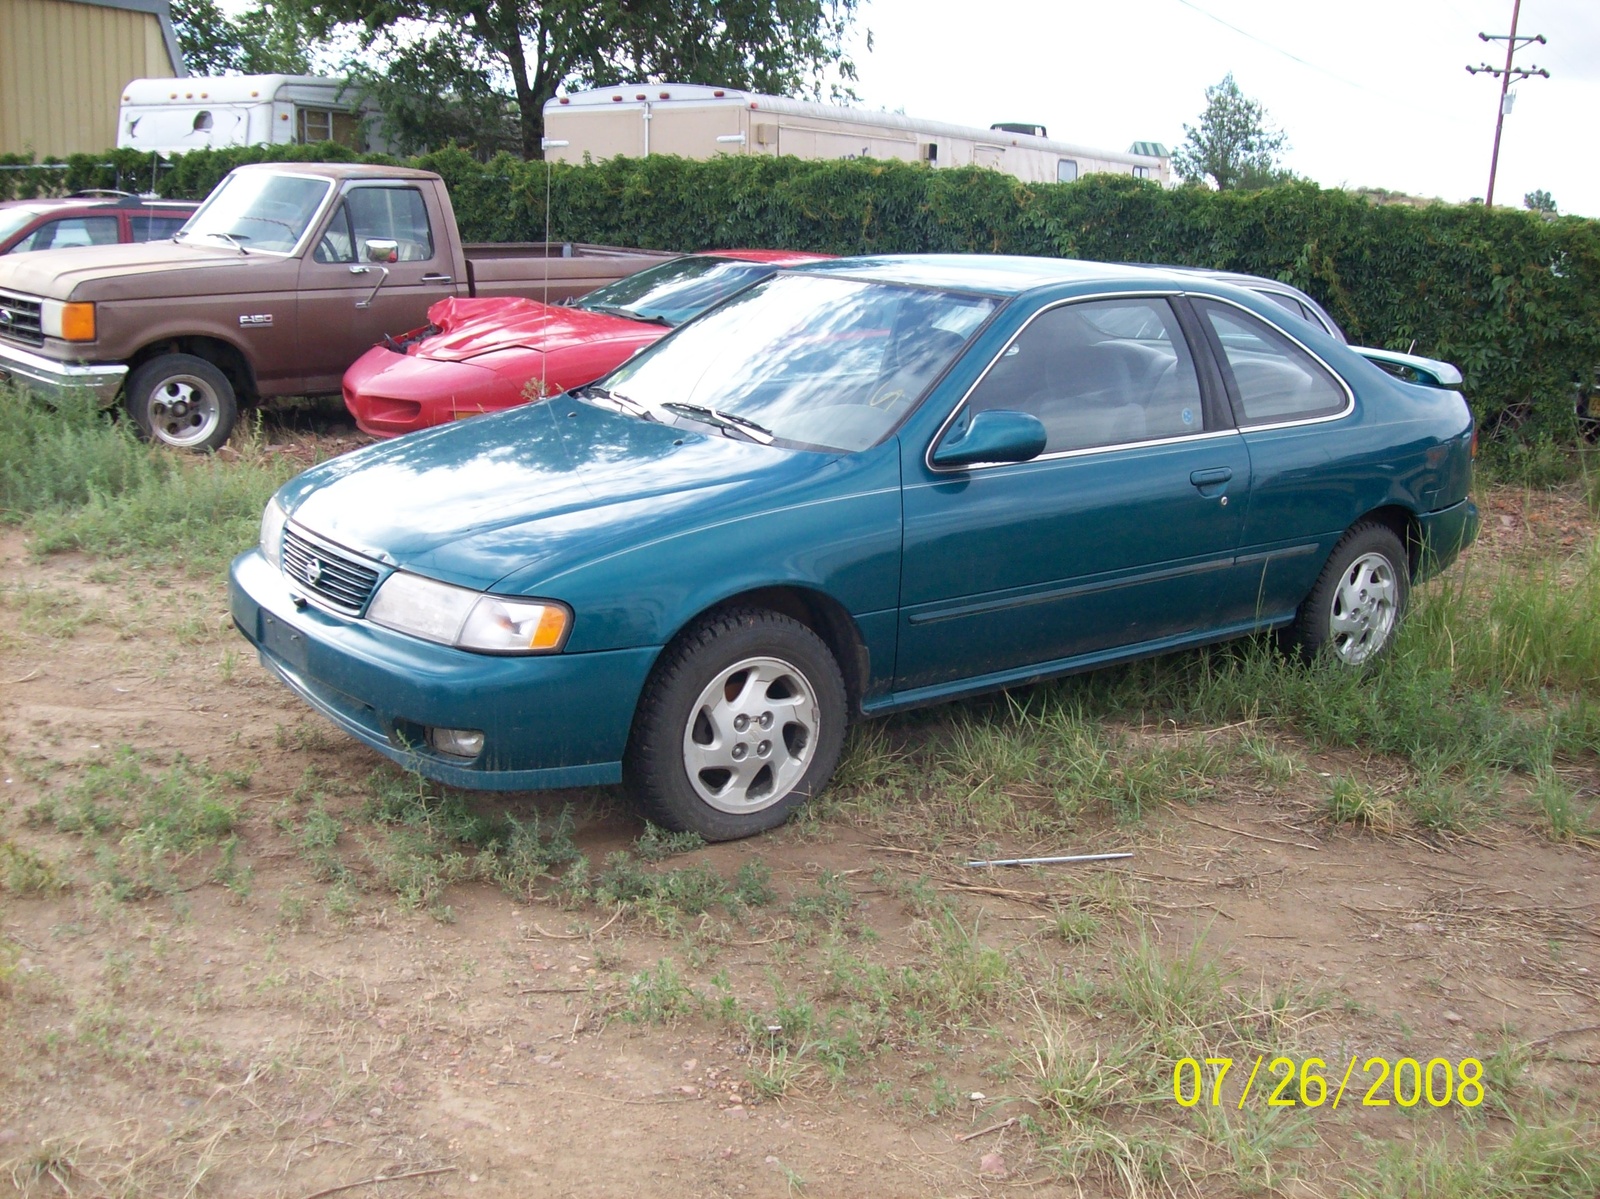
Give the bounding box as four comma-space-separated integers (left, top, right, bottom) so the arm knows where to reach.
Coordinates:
364, 238, 399, 264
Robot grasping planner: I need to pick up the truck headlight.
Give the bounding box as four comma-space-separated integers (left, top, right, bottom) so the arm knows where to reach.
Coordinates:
41, 300, 96, 342
259, 497, 288, 569
367, 571, 569, 654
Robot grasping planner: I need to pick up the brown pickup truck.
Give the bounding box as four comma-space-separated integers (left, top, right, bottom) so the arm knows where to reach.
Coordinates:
0, 163, 674, 449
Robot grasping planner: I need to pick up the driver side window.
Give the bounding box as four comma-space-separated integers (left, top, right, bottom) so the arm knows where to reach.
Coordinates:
313, 187, 436, 264
965, 298, 1205, 454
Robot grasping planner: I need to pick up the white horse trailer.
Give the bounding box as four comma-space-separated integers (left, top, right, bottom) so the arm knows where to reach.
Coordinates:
542, 84, 1169, 185
117, 75, 389, 156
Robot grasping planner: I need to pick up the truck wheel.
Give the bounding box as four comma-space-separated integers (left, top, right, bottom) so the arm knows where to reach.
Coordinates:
126, 353, 238, 451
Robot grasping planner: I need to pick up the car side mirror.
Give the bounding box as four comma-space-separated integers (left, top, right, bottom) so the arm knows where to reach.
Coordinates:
931, 409, 1048, 468
364, 238, 399, 264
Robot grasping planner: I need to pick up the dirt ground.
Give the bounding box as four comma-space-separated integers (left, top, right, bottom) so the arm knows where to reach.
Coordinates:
1, 446, 1597, 1197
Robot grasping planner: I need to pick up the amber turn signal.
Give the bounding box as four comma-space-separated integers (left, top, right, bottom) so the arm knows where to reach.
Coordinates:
59, 302, 96, 342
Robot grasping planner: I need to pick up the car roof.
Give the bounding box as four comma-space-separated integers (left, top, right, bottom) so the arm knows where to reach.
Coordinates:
790, 254, 1197, 296
703, 249, 835, 266
0, 195, 197, 214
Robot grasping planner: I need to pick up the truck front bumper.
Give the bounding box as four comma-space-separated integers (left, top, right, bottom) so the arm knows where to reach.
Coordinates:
0, 342, 127, 405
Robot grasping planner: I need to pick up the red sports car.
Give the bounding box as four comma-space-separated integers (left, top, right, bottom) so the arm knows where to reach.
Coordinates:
342, 249, 831, 437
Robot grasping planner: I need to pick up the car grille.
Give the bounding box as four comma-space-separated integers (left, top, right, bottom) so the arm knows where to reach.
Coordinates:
282, 528, 382, 614
0, 289, 44, 347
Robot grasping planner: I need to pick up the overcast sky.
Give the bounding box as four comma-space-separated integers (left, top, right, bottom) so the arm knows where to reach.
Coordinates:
840, 0, 1600, 216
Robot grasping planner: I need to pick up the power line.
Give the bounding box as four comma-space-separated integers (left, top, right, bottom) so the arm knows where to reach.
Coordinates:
1166, 0, 1373, 92
1165, 0, 1469, 126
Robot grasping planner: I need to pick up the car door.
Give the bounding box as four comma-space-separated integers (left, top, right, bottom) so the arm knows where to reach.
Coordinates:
896, 294, 1254, 695
1190, 298, 1357, 623
296, 182, 458, 392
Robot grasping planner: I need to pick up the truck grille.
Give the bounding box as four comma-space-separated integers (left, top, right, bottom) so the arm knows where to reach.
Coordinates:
282, 528, 382, 614
0, 290, 44, 347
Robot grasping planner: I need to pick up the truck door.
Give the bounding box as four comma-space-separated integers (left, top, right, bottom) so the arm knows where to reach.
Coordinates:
296, 182, 459, 393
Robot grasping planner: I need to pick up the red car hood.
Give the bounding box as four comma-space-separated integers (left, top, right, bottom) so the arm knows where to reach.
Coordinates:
415, 297, 653, 362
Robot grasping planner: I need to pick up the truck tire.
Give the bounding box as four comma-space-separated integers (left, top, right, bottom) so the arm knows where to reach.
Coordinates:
126, 353, 238, 451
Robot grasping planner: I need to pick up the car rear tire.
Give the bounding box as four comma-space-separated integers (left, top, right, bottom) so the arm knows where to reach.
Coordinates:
126, 353, 238, 451
624, 608, 847, 841
1287, 522, 1409, 666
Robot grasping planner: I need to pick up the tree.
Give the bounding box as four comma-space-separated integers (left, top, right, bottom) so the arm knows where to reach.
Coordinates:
1524, 189, 1557, 215
1173, 73, 1289, 191
305, 0, 863, 159
172, 0, 318, 75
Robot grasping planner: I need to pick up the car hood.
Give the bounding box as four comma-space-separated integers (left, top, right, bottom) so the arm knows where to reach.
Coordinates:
0, 238, 288, 302
282, 400, 837, 592
416, 297, 660, 362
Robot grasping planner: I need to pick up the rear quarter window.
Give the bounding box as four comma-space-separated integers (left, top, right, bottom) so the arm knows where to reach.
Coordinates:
1196, 298, 1348, 426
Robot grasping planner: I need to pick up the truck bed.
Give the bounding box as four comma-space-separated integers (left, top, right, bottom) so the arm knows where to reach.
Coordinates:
463, 243, 677, 301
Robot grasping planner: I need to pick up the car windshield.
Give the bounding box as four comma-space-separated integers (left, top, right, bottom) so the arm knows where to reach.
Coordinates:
178, 172, 330, 253
0, 206, 48, 243
576, 256, 776, 327
593, 274, 998, 453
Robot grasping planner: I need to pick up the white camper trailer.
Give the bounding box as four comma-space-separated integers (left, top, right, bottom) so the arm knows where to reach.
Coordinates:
542, 84, 1170, 185
117, 75, 388, 156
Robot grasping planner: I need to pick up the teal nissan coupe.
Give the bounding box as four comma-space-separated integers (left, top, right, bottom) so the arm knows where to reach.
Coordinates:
231, 255, 1478, 840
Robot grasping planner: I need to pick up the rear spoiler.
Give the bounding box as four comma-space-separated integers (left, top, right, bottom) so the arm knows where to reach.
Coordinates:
1351, 346, 1463, 389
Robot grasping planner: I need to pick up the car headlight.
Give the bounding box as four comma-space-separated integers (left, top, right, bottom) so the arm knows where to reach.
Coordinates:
259, 497, 288, 569
367, 571, 569, 654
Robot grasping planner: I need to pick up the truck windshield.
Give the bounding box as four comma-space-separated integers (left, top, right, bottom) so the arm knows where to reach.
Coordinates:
576, 256, 779, 327
179, 173, 331, 254
594, 274, 997, 453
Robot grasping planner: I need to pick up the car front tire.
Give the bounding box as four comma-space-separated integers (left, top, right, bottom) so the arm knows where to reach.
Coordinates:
1288, 522, 1409, 666
126, 353, 238, 452
624, 608, 847, 841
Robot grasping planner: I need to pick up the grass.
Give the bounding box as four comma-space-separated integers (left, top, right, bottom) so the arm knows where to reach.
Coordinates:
26, 748, 245, 900
0, 383, 296, 577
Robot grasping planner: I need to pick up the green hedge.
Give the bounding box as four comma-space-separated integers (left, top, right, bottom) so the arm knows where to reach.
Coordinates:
5, 145, 1598, 442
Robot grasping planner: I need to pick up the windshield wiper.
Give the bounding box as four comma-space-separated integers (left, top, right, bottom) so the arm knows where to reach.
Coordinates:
200, 231, 248, 254
573, 384, 658, 422
660, 402, 773, 444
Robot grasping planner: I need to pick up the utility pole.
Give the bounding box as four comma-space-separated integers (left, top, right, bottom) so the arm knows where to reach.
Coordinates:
1466, 0, 1549, 208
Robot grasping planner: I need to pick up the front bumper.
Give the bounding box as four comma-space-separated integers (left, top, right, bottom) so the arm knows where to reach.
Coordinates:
0, 341, 127, 405
230, 548, 660, 790
1415, 496, 1479, 582
342, 347, 521, 438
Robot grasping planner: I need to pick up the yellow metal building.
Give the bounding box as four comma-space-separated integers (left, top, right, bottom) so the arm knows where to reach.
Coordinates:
0, 0, 185, 156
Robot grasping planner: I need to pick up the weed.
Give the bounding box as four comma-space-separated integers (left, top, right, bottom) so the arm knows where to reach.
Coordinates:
0, 383, 296, 578
1051, 900, 1100, 945
1, 840, 65, 895
733, 860, 776, 908
790, 871, 856, 929
1325, 776, 1398, 832
41, 748, 240, 899
621, 959, 701, 1025
632, 823, 706, 862
1349, 1111, 1600, 1198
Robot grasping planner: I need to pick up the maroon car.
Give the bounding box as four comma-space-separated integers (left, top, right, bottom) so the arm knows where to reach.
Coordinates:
343, 249, 832, 437
0, 192, 199, 255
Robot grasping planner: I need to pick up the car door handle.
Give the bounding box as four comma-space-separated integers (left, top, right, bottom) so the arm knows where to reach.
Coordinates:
421, 273, 453, 284
1189, 468, 1233, 487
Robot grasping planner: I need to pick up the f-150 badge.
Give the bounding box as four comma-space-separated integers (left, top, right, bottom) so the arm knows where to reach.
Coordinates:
239, 314, 274, 327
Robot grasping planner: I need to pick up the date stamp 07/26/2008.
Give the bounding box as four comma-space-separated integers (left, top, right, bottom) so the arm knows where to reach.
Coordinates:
1172, 1055, 1485, 1111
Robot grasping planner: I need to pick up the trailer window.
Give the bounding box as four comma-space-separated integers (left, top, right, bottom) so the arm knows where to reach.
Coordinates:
1132, 166, 1153, 179
1057, 159, 1079, 183
298, 108, 335, 144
